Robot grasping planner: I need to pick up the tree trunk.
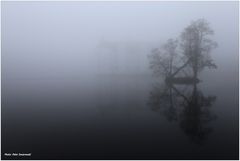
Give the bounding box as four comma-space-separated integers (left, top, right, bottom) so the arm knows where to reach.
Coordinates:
193, 67, 198, 79
170, 58, 191, 78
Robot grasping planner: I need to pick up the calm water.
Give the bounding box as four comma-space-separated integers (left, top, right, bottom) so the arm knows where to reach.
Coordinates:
2, 72, 239, 159
1, 2, 239, 159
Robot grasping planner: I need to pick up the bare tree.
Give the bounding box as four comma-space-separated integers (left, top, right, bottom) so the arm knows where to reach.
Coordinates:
148, 39, 178, 77
148, 19, 217, 82
180, 19, 217, 79
147, 19, 218, 144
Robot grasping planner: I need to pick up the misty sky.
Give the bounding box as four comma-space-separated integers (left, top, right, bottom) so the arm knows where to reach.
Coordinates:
2, 1, 238, 78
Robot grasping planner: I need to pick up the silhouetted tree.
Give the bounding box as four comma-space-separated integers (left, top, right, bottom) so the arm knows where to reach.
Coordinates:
147, 19, 218, 145
148, 39, 179, 77
180, 19, 217, 79
148, 19, 217, 81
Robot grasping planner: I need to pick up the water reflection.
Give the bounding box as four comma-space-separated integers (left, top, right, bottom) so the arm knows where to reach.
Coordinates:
148, 81, 217, 144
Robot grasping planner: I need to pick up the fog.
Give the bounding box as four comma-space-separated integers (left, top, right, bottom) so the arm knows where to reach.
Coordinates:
2, 2, 239, 160
2, 1, 238, 79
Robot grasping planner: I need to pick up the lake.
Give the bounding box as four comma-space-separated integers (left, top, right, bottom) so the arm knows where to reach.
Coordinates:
2, 71, 238, 159
1, 1, 238, 160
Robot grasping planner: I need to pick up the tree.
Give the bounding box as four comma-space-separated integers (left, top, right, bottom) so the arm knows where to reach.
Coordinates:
180, 19, 217, 79
148, 19, 217, 81
148, 39, 178, 77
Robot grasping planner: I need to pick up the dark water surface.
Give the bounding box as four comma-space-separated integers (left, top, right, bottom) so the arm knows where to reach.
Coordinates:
2, 1, 239, 160
2, 72, 239, 160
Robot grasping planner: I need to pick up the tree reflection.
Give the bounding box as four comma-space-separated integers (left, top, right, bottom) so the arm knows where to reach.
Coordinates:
148, 81, 217, 144
147, 19, 218, 144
